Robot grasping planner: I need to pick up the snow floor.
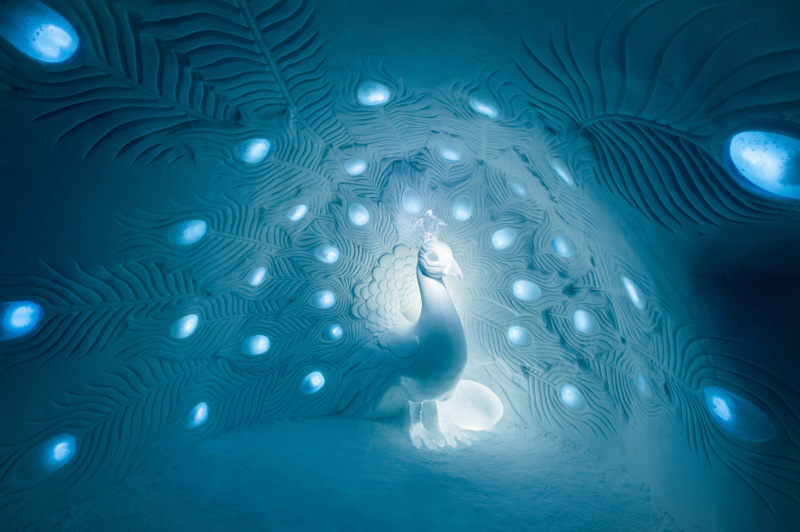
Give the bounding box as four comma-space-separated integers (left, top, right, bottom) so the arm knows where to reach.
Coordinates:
29, 417, 679, 531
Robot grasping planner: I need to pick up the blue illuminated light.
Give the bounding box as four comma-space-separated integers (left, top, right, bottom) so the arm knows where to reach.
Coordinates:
287, 204, 308, 221
236, 138, 272, 164
512, 280, 541, 301
572, 309, 599, 335
344, 158, 367, 176
315, 245, 340, 264
703, 386, 776, 441
168, 219, 207, 247
452, 197, 473, 221
2, 300, 43, 339
189, 402, 209, 428
440, 145, 462, 162
491, 228, 516, 250
507, 326, 532, 347
171, 314, 198, 339
241, 334, 270, 356
357, 81, 391, 107
622, 276, 645, 310
348, 203, 370, 226
402, 190, 422, 214
508, 178, 528, 197
247, 266, 267, 287
729, 131, 800, 199
322, 324, 343, 342
550, 159, 575, 186
0, 0, 80, 64
468, 93, 498, 118
635, 370, 652, 399
551, 235, 576, 258
300, 371, 325, 394
311, 290, 335, 310
560, 384, 587, 411
16, 433, 78, 479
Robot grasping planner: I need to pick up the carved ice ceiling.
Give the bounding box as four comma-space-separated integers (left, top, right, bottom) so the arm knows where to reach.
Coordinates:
1, 0, 799, 529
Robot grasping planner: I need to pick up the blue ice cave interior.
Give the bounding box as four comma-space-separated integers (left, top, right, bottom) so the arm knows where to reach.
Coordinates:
1, 0, 800, 530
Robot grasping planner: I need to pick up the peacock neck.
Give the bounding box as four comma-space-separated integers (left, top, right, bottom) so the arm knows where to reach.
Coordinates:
417, 265, 458, 322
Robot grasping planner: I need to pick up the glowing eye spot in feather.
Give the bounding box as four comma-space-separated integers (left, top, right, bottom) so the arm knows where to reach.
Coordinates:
729, 131, 800, 199
189, 402, 208, 428
16, 433, 77, 479
512, 280, 541, 301
551, 235, 576, 258
440, 145, 462, 162
507, 326, 532, 347
344, 158, 367, 176
168, 220, 207, 247
550, 159, 575, 186
635, 370, 652, 399
300, 371, 325, 394
621, 276, 646, 309
322, 324, 343, 342
247, 266, 267, 287
311, 290, 335, 310
491, 228, 516, 250
560, 384, 587, 411
468, 93, 498, 118
402, 190, 422, 214
287, 204, 308, 221
508, 178, 528, 197
704, 386, 776, 441
452, 197, 473, 221
241, 334, 270, 356
315, 245, 340, 264
357, 81, 391, 106
572, 309, 598, 335
171, 314, 198, 339
236, 138, 272, 164
0, 1, 80, 64
2, 300, 43, 339
348, 203, 370, 226
46, 434, 76, 469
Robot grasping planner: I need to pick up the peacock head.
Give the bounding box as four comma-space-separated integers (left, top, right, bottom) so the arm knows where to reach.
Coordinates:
418, 240, 462, 280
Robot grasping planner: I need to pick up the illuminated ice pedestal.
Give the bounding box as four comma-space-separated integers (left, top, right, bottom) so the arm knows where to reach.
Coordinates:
437, 380, 504, 431
729, 131, 800, 200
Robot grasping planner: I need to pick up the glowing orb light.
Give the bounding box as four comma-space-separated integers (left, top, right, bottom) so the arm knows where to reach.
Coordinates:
315, 244, 340, 264
440, 145, 462, 162
704, 385, 776, 441
560, 384, 587, 411
357, 81, 391, 107
437, 380, 504, 431
635, 370, 652, 399
551, 235, 576, 258
508, 178, 528, 197
572, 309, 599, 335
344, 158, 367, 176
189, 402, 208, 428
551, 159, 575, 186
247, 266, 267, 287
287, 204, 308, 221
241, 334, 270, 356
0, 0, 80, 64
622, 276, 646, 310
171, 314, 199, 339
2, 300, 43, 339
507, 325, 532, 347
512, 280, 541, 301
402, 189, 422, 214
468, 93, 498, 118
168, 220, 207, 247
729, 131, 800, 199
348, 203, 370, 226
491, 228, 516, 250
236, 138, 272, 164
300, 371, 325, 394
452, 197, 473, 221
322, 324, 343, 342
311, 290, 335, 310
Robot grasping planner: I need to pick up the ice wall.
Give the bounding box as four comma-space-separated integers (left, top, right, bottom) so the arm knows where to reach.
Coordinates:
1, 0, 799, 530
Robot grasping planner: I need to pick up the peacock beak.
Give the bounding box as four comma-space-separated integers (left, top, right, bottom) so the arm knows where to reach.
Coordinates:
444, 261, 463, 280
